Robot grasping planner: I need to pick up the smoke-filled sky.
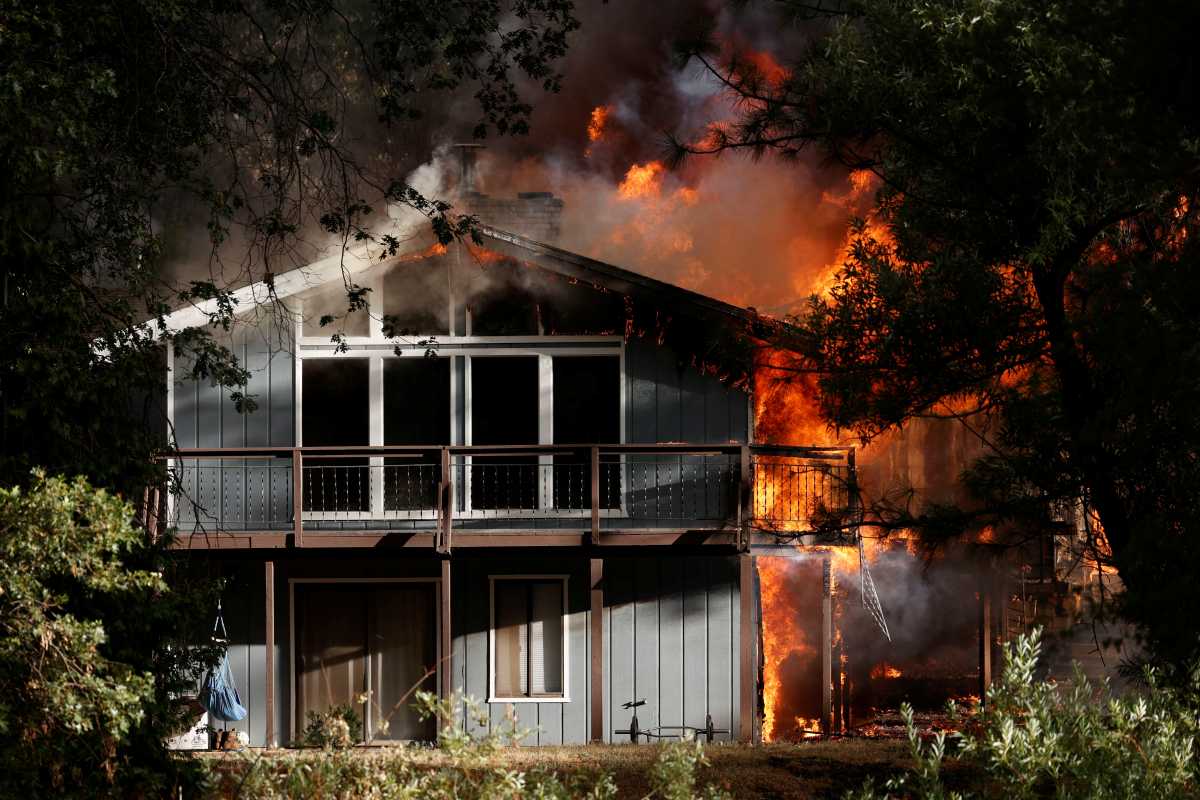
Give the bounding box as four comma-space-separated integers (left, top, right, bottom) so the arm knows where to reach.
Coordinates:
157, 2, 863, 320
405, 0, 863, 317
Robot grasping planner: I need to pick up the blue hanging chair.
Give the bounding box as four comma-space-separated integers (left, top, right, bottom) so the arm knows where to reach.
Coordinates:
200, 601, 247, 723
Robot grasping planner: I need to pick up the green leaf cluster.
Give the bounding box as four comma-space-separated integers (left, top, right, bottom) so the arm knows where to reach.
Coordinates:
684, 0, 1200, 668
847, 630, 1200, 800
0, 472, 219, 797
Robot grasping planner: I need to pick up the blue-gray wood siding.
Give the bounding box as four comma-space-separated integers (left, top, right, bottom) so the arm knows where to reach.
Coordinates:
621, 338, 750, 528
603, 556, 740, 743
452, 555, 741, 744
173, 322, 295, 531
212, 554, 743, 747
217, 562, 286, 748
171, 318, 751, 531
624, 337, 749, 445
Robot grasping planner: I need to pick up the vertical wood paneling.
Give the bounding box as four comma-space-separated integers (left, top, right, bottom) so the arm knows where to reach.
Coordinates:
658, 557, 685, 730
451, 558, 590, 744
607, 558, 635, 741
562, 572, 588, 743
267, 333, 294, 447
626, 342, 657, 444
462, 561, 489, 738
634, 558, 660, 735
706, 559, 734, 740
682, 557, 709, 730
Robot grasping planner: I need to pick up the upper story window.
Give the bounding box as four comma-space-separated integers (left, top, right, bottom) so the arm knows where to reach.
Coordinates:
490, 576, 568, 701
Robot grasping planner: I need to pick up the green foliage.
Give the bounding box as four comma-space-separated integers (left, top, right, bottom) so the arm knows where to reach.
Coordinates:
0, 472, 218, 798
217, 691, 733, 799
301, 703, 364, 750
846, 630, 1200, 800
682, 0, 1200, 668
0, 0, 579, 494
648, 735, 732, 800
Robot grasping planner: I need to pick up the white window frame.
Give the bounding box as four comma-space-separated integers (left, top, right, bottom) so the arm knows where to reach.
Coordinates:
487, 574, 570, 703
288, 576, 442, 743
293, 273, 628, 522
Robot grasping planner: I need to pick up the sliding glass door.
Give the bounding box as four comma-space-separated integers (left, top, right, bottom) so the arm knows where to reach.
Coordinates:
294, 582, 437, 742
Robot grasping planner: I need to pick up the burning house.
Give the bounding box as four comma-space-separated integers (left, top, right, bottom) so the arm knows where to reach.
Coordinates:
155, 146, 1094, 749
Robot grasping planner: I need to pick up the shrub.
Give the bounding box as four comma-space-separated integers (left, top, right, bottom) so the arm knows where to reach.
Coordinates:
0, 472, 217, 798
847, 628, 1200, 800
301, 703, 364, 749
216, 690, 730, 799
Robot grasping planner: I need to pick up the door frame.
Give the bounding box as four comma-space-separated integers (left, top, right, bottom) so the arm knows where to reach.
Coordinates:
288, 577, 441, 743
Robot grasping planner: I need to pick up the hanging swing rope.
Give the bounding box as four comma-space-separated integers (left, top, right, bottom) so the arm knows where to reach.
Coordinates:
201, 598, 248, 725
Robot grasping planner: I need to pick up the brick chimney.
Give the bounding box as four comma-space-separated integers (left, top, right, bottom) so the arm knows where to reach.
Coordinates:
452, 144, 564, 243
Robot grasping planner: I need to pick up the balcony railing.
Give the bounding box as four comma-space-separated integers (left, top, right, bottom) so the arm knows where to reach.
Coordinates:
165, 444, 855, 548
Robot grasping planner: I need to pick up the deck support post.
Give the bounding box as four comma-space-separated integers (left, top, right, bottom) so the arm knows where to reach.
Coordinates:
738, 554, 755, 742
590, 447, 600, 545
292, 448, 304, 547
438, 447, 453, 554
590, 557, 604, 743
440, 558, 453, 720
264, 560, 275, 747
821, 556, 833, 736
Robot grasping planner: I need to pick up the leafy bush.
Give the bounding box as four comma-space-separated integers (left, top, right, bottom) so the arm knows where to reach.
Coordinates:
216, 690, 729, 799
0, 472, 217, 798
847, 629, 1200, 800
301, 703, 364, 749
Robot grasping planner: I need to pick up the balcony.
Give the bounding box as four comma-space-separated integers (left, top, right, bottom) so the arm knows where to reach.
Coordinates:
163, 444, 855, 549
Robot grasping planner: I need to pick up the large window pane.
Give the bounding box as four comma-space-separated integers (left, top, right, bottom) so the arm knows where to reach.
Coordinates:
553, 356, 620, 509
302, 358, 369, 511
384, 358, 450, 445
384, 358, 450, 510
471, 357, 538, 510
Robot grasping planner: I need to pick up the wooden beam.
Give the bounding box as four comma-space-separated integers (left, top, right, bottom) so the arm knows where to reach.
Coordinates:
590, 446, 600, 545
440, 558, 453, 709
738, 554, 755, 742
590, 557, 604, 743
821, 556, 833, 735
292, 448, 304, 548
439, 447, 452, 554
264, 560, 275, 747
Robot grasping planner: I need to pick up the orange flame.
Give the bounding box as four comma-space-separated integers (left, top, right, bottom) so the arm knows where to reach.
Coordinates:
871, 663, 903, 680
759, 556, 814, 741
618, 162, 666, 200
587, 105, 611, 143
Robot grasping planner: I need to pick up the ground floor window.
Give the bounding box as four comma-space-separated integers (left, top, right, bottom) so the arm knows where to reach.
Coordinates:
490, 576, 568, 700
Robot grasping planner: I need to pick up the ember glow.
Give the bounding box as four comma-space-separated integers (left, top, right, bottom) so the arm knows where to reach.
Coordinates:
587, 104, 611, 143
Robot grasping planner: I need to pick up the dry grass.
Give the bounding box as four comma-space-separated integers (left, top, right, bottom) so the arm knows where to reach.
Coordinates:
197, 739, 922, 799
